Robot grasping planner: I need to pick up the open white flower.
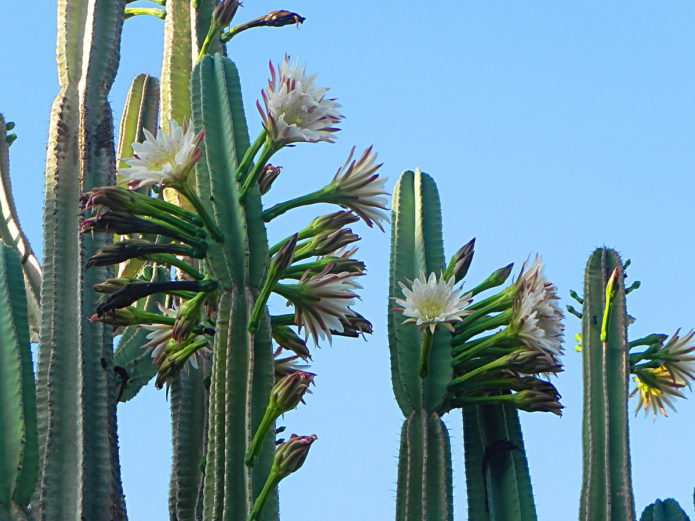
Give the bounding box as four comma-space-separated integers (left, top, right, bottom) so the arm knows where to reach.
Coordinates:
510, 256, 564, 355
286, 268, 362, 346
328, 146, 389, 231
394, 272, 472, 334
257, 56, 343, 146
119, 120, 204, 189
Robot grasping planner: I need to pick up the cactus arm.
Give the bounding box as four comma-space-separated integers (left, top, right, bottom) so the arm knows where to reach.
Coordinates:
0, 244, 38, 515
37, 0, 128, 519
579, 248, 635, 521
192, 54, 275, 521
388, 170, 450, 414
639, 499, 690, 521
116, 74, 160, 176
168, 370, 208, 521
161, 0, 193, 129
462, 403, 537, 521
0, 115, 41, 342
388, 170, 453, 521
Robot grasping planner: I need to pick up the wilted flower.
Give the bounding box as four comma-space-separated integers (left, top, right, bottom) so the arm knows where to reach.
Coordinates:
257, 56, 342, 146
631, 366, 687, 418
273, 346, 311, 378
657, 329, 695, 387
394, 272, 473, 334
141, 302, 211, 371
326, 146, 389, 231
119, 120, 204, 190
280, 267, 362, 345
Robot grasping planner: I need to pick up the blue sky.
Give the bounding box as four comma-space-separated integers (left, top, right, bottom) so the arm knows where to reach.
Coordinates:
2, 2, 695, 520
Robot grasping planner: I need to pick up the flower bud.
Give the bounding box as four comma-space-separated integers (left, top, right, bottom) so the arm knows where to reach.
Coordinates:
512, 389, 563, 416
309, 211, 360, 234
87, 239, 204, 269
272, 434, 317, 478
272, 234, 298, 275
212, 0, 241, 28
331, 311, 372, 338
89, 307, 142, 327
507, 348, 562, 375
172, 291, 208, 342
444, 238, 475, 283
240, 11, 304, 31
258, 164, 282, 195
93, 277, 136, 294
272, 326, 311, 359
271, 371, 315, 413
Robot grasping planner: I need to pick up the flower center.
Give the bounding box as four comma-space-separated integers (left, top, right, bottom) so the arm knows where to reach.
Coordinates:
418, 298, 446, 320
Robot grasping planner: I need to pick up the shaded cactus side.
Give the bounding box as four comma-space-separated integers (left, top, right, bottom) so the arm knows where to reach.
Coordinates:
639, 499, 690, 521
0, 243, 38, 520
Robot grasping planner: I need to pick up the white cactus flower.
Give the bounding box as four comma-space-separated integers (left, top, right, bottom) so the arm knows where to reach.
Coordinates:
258, 56, 343, 146
394, 272, 473, 334
328, 146, 389, 231
119, 120, 204, 189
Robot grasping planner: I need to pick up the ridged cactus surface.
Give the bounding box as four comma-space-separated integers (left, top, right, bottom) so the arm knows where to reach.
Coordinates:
579, 248, 635, 521
388, 170, 453, 521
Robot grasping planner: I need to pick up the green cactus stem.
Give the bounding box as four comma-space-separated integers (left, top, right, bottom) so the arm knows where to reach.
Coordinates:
0, 243, 38, 519
579, 248, 635, 521
35, 0, 128, 518
0, 115, 41, 342
388, 170, 453, 521
639, 499, 689, 521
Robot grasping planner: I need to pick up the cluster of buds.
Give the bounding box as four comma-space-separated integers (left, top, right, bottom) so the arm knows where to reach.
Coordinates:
82, 136, 220, 388
395, 243, 565, 415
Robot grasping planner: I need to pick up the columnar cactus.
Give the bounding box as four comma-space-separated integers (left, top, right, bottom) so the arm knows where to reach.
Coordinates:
0, 244, 38, 520
389, 170, 565, 521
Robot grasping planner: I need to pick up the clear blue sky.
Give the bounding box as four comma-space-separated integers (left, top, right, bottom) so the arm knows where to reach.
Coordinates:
2, 2, 695, 520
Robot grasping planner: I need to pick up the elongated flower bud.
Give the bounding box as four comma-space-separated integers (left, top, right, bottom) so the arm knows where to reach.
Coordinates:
212, 0, 241, 28
258, 164, 282, 195
273, 434, 317, 478
271, 371, 315, 413
444, 238, 475, 283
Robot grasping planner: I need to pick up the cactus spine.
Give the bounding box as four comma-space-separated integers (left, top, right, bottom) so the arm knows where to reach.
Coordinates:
579, 248, 635, 521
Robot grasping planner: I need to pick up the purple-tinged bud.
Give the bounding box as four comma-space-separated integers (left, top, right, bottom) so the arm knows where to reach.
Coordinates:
310, 211, 360, 234
295, 229, 360, 260
444, 238, 475, 283
271, 371, 315, 413
212, 0, 241, 28
272, 233, 298, 274
258, 164, 282, 195
512, 389, 563, 416
507, 348, 562, 376
238, 10, 304, 32
330, 311, 372, 338
273, 434, 317, 478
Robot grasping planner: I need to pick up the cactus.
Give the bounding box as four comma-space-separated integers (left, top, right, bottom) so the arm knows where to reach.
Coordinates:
388, 170, 563, 521
579, 248, 635, 521
388, 170, 454, 521
639, 499, 690, 521
0, 243, 38, 520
